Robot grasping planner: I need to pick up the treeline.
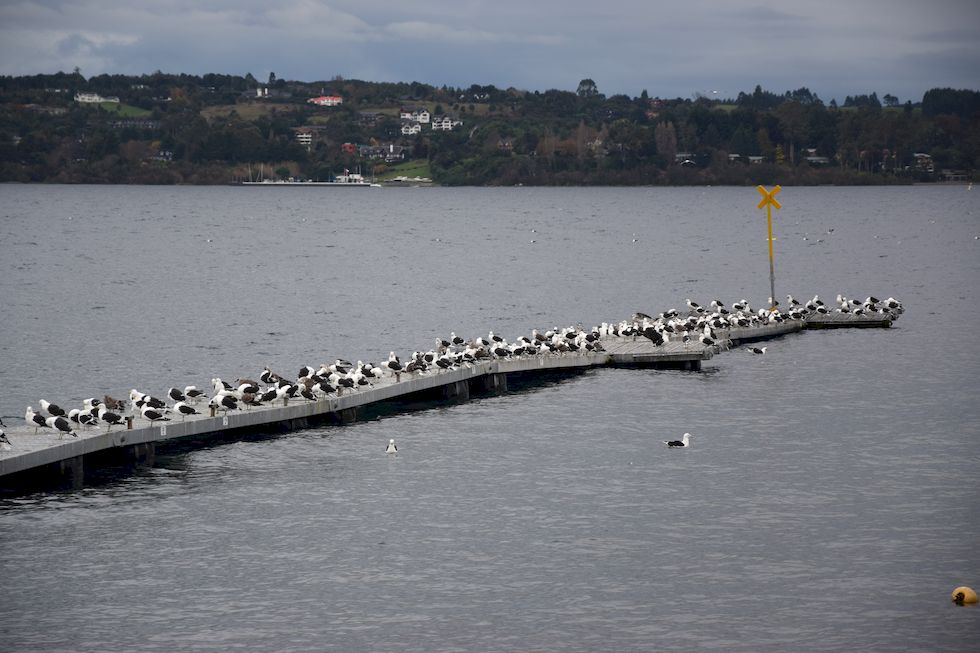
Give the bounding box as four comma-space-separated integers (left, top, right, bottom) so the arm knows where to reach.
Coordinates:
0, 71, 977, 185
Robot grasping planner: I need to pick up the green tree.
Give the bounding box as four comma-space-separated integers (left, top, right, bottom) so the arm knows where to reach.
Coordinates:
922, 88, 980, 118
728, 125, 757, 157
774, 101, 808, 164
654, 121, 678, 164
576, 79, 599, 98
756, 127, 774, 161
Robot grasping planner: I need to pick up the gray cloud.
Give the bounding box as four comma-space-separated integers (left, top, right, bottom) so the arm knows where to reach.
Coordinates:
0, 0, 977, 102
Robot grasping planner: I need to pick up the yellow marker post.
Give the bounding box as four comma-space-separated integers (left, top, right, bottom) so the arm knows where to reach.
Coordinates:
756, 185, 782, 311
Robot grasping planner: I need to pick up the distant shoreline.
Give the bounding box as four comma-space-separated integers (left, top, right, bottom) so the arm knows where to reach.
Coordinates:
5, 180, 975, 188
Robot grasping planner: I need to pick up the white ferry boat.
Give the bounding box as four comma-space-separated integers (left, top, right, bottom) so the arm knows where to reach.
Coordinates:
239, 169, 380, 187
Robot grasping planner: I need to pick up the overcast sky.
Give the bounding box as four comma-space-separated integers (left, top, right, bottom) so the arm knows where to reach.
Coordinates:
1, 0, 978, 103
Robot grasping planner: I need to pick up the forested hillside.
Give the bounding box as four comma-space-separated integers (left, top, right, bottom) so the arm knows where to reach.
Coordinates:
1, 71, 977, 185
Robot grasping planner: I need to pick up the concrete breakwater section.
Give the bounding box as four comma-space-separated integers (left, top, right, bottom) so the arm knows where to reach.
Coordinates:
0, 312, 894, 494
0, 341, 710, 492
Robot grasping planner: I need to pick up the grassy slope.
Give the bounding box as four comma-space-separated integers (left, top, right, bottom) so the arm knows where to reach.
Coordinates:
377, 159, 432, 180
98, 102, 152, 117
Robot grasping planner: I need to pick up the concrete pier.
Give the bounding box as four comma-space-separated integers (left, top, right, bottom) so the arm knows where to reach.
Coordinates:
442, 380, 471, 402
601, 339, 712, 369
0, 312, 896, 493
804, 313, 893, 328
723, 320, 804, 344
0, 342, 699, 489
472, 373, 508, 395
59, 455, 84, 490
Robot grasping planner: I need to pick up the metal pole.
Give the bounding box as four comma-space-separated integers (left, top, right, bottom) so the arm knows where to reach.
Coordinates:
757, 184, 781, 312
767, 203, 776, 310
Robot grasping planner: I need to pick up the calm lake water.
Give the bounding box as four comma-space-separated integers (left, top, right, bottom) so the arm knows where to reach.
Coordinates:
1, 184, 979, 651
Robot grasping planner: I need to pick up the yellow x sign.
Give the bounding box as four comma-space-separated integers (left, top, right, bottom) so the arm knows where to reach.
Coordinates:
756, 185, 782, 210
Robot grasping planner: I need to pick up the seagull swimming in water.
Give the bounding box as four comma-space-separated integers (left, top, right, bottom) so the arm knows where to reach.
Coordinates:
385, 438, 398, 454
664, 433, 691, 448
747, 346, 767, 354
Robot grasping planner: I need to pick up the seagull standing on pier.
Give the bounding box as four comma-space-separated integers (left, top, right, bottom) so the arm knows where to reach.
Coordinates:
39, 399, 66, 418
98, 406, 124, 430
699, 329, 716, 347
184, 386, 206, 403
1, 421, 12, 450
130, 389, 166, 410
641, 325, 665, 346
211, 394, 239, 413
260, 367, 281, 384
46, 415, 76, 438
386, 351, 403, 377
103, 395, 126, 412
173, 401, 200, 419
26, 406, 49, 433
141, 406, 170, 423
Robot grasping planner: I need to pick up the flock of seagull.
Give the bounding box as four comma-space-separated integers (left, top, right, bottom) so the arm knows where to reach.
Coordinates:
3, 293, 902, 453
10, 323, 613, 444
620, 292, 903, 358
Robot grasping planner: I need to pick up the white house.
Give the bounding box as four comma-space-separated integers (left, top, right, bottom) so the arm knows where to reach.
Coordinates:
358, 144, 408, 162
308, 95, 343, 107
74, 92, 119, 103
295, 130, 313, 148
913, 153, 934, 172
399, 108, 430, 123
431, 115, 461, 131
401, 122, 422, 135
